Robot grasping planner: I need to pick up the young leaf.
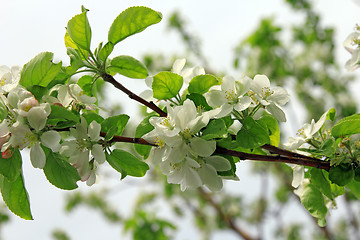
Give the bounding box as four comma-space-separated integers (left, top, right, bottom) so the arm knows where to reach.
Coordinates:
331, 113, 360, 138
109, 55, 148, 79
347, 180, 360, 199
82, 112, 104, 125
99, 42, 114, 62
48, 105, 80, 123
64, 32, 89, 60
0, 149, 22, 182
108, 6, 162, 45
101, 114, 130, 137
329, 163, 354, 186
299, 183, 327, 226
188, 74, 219, 94
236, 117, 270, 149
67, 9, 91, 51
257, 115, 280, 147
1, 173, 33, 220
152, 72, 183, 100
135, 115, 155, 159
43, 147, 81, 190
202, 119, 228, 140
310, 168, 333, 200
186, 93, 212, 111
107, 149, 149, 177
20, 52, 62, 88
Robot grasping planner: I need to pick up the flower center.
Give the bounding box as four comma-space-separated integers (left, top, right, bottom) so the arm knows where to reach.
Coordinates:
0, 76, 7, 86
181, 128, 193, 140
155, 136, 165, 148
225, 89, 237, 102
262, 87, 274, 98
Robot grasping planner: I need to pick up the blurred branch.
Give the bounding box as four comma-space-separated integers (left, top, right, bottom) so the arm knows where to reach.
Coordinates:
198, 188, 259, 240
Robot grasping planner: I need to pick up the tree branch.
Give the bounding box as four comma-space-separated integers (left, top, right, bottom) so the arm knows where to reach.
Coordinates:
101, 73, 167, 117
198, 188, 259, 240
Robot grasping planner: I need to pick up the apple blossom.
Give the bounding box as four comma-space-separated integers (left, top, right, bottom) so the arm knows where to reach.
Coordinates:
0, 65, 21, 93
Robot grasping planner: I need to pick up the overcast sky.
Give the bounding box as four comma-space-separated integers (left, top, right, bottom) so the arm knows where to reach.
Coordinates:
1, 1, 360, 239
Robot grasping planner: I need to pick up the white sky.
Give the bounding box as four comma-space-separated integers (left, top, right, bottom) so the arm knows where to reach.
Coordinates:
1, 0, 360, 239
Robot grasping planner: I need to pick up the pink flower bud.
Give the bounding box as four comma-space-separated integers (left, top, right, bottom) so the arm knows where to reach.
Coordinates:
19, 96, 39, 112
1, 148, 13, 159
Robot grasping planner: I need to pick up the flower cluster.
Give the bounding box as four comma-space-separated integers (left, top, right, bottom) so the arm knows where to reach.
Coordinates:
0, 65, 102, 185
142, 59, 290, 191
283, 111, 328, 188
143, 99, 231, 191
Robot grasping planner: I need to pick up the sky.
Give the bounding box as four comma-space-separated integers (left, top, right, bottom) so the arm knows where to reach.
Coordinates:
1, 0, 360, 239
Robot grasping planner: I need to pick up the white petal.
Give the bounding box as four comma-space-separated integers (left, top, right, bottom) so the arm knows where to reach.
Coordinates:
30, 142, 46, 169
251, 75, 270, 96
206, 90, 226, 108
233, 96, 252, 112
172, 58, 186, 74
292, 165, 304, 188
215, 104, 233, 118
41, 130, 61, 152
267, 87, 290, 106
91, 144, 105, 164
266, 103, 287, 122
205, 155, 231, 171
198, 163, 223, 191
86, 171, 96, 186
190, 138, 216, 157
27, 106, 49, 131
181, 167, 202, 191
88, 120, 101, 141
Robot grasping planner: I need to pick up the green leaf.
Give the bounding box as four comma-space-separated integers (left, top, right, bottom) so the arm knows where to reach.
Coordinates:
152, 72, 183, 100
186, 93, 212, 111
20, 52, 62, 88
188, 74, 219, 94
48, 105, 80, 123
310, 168, 333, 200
101, 114, 130, 137
67, 9, 91, 50
82, 112, 104, 125
65, 32, 89, 60
236, 117, 270, 149
109, 55, 148, 79
299, 183, 327, 226
202, 119, 228, 140
257, 114, 280, 147
329, 163, 354, 186
331, 113, 360, 138
108, 6, 162, 45
0, 149, 22, 182
134, 115, 155, 159
107, 149, 149, 177
354, 167, 360, 182
99, 42, 114, 62
347, 180, 360, 199
0, 101, 7, 121
77, 75, 94, 96
217, 154, 237, 177
1, 173, 33, 220
26, 85, 48, 101
43, 147, 80, 190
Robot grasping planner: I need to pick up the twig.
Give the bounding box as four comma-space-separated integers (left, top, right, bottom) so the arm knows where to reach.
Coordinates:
101, 73, 167, 117
261, 144, 319, 162
198, 188, 259, 240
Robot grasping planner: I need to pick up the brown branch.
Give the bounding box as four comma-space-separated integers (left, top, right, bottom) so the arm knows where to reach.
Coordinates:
101, 73, 167, 117
102, 133, 330, 171
198, 188, 259, 240
261, 144, 319, 162
215, 147, 330, 171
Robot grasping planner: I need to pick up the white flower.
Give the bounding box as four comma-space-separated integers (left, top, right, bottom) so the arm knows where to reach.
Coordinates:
344, 31, 360, 71
7, 119, 61, 169
0, 65, 21, 93
43, 84, 96, 109
284, 110, 328, 188
198, 155, 231, 191
250, 75, 289, 122
206, 75, 252, 118
172, 58, 205, 84
60, 117, 105, 182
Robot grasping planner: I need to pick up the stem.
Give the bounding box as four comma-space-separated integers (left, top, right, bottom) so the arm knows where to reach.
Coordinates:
99, 132, 155, 146
198, 188, 258, 240
101, 73, 167, 117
